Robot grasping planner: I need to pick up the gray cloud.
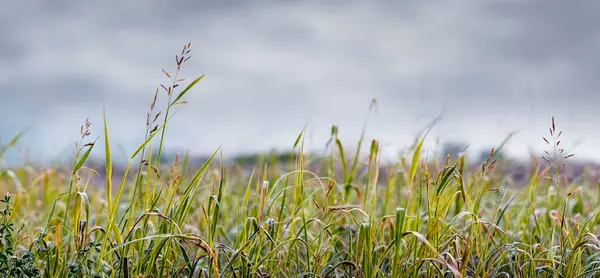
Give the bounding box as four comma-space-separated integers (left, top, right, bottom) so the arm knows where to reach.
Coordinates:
1, 0, 599, 163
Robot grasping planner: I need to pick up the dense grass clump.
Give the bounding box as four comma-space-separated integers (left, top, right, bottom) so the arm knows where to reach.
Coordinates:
1, 44, 600, 277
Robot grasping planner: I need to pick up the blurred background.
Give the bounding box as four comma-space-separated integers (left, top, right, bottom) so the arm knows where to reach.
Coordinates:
1, 0, 599, 165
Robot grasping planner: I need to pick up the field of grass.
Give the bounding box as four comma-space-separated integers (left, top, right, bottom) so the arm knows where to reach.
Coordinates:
1, 44, 600, 278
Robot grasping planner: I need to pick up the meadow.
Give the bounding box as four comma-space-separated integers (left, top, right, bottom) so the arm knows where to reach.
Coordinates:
1, 44, 600, 277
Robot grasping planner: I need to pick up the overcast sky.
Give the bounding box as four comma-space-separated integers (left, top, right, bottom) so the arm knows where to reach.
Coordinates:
1, 0, 599, 164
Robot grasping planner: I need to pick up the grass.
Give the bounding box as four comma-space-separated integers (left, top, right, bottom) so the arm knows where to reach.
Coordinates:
0, 43, 600, 277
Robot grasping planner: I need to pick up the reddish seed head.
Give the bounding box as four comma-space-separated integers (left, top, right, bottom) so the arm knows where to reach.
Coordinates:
162, 69, 171, 79
151, 89, 158, 110
565, 154, 574, 159
542, 157, 551, 163
552, 116, 555, 132
543, 137, 549, 144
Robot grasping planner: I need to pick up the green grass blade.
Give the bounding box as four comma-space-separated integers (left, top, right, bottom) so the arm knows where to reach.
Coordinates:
170, 74, 205, 106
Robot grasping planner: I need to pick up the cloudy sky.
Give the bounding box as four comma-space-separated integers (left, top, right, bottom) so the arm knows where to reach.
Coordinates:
1, 0, 599, 164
